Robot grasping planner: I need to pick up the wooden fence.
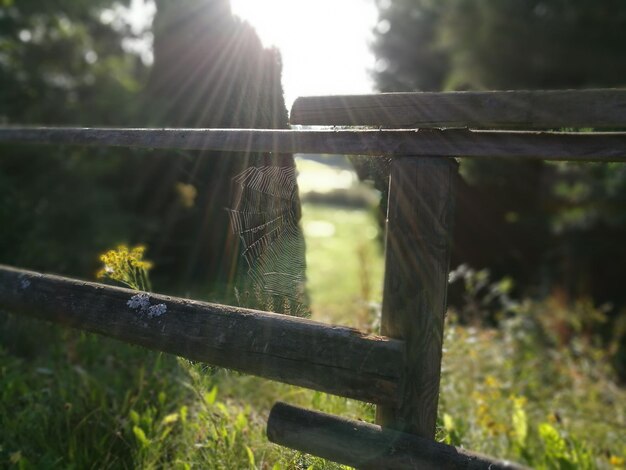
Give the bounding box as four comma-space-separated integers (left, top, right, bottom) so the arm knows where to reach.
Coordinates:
1, 89, 625, 468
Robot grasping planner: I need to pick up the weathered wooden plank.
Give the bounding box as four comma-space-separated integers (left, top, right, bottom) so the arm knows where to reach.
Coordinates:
1, 127, 626, 161
267, 402, 528, 470
290, 89, 626, 129
0, 265, 402, 405
377, 157, 457, 439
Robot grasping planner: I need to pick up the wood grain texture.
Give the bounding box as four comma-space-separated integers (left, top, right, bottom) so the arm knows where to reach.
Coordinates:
0, 265, 402, 405
267, 402, 528, 470
377, 157, 457, 439
290, 89, 626, 129
1, 127, 626, 161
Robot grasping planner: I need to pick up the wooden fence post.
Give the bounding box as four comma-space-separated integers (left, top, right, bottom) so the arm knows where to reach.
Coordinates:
377, 156, 457, 439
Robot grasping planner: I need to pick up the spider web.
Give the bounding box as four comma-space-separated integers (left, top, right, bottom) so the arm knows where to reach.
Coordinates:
349, 155, 393, 230
227, 166, 309, 317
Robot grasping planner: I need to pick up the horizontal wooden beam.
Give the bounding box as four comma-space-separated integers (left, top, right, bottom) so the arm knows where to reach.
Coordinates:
0, 265, 402, 405
267, 402, 528, 470
290, 89, 626, 129
1, 127, 626, 161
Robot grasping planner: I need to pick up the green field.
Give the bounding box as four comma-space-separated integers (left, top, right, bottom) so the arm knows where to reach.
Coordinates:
302, 203, 383, 330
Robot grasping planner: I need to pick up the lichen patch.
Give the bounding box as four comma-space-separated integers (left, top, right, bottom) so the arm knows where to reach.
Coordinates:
127, 293, 166, 318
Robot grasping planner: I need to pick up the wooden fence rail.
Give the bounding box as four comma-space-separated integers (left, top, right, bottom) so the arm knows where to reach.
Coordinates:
267, 402, 528, 470
377, 157, 456, 438
291, 89, 626, 129
0, 265, 402, 405
2, 88, 625, 468
288, 88, 626, 445
1, 127, 626, 161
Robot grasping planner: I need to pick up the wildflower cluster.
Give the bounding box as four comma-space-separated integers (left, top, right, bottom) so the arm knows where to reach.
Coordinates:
97, 245, 153, 291
472, 375, 511, 436
461, 374, 597, 468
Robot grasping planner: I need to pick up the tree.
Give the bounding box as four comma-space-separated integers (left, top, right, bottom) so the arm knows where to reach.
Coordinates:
0, 0, 148, 276
373, 0, 626, 92
440, 0, 626, 90
132, 0, 307, 313
371, 0, 448, 92
0, 0, 307, 314
371, 0, 626, 311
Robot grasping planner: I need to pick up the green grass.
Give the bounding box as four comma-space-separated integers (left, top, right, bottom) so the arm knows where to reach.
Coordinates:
438, 313, 626, 469
1, 191, 625, 468
2, 304, 624, 469
0, 314, 365, 469
302, 202, 384, 330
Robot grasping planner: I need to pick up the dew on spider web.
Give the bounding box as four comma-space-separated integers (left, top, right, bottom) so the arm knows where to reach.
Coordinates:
227, 166, 310, 317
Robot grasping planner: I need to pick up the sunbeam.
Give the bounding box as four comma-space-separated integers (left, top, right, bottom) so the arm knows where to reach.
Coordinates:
231, 0, 378, 108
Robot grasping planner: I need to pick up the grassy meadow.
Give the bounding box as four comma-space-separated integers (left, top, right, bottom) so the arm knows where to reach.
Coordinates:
0, 157, 625, 469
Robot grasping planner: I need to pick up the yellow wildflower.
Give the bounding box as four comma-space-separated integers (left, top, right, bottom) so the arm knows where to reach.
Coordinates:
610, 455, 625, 468
484, 375, 501, 388
97, 244, 153, 291
510, 394, 528, 408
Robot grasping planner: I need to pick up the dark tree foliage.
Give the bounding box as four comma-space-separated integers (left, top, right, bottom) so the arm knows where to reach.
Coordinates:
0, 0, 147, 276
371, 0, 626, 316
147, 0, 287, 129
373, 0, 626, 92
439, 0, 626, 91
0, 0, 305, 312
0, 0, 147, 125
371, 0, 448, 92
132, 0, 303, 307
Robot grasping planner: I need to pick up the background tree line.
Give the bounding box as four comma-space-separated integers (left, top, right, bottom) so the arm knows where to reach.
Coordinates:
0, 0, 304, 312
371, 0, 626, 375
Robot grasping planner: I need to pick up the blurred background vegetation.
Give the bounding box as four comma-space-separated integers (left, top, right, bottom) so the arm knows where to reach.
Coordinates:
0, 0, 299, 304
371, 0, 626, 379
1, 0, 625, 468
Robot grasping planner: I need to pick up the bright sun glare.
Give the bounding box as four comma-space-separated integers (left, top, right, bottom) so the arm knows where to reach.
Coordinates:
230, 0, 378, 109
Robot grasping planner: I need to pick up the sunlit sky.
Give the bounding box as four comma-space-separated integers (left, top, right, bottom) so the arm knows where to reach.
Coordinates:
231, 0, 378, 109
124, 0, 379, 111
